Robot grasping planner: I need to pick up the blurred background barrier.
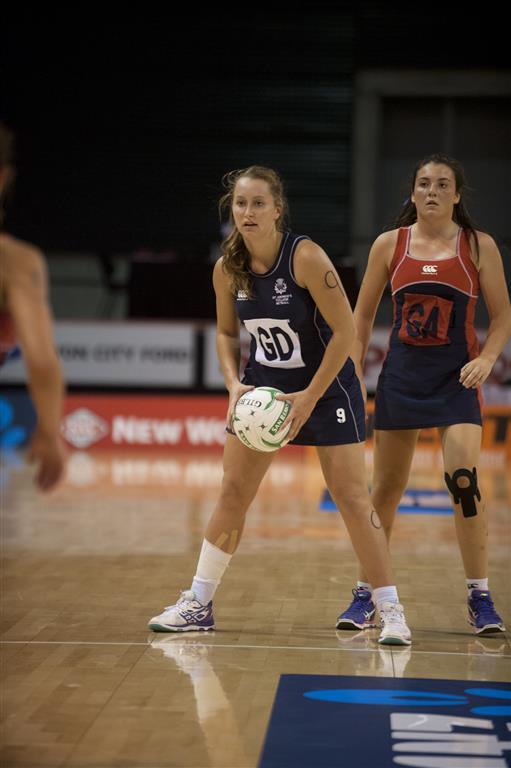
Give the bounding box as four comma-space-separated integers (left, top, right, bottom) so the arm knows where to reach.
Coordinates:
1, 391, 509, 454
2, 315, 509, 455
2, 319, 509, 393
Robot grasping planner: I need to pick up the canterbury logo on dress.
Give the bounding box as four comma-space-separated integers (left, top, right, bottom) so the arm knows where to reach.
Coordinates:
421, 265, 438, 274
243, 318, 305, 368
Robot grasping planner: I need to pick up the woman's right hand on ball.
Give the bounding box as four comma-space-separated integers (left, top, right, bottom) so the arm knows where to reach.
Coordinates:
227, 382, 255, 429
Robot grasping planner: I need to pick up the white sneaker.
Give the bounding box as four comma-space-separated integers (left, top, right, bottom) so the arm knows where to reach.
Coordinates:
378, 602, 412, 646
148, 590, 215, 632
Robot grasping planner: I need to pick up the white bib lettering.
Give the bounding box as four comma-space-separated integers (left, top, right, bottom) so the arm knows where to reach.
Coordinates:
243, 318, 305, 368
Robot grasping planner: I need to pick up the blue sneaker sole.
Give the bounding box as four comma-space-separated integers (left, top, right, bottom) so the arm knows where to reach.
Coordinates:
148, 622, 215, 632
336, 619, 377, 630
472, 624, 506, 636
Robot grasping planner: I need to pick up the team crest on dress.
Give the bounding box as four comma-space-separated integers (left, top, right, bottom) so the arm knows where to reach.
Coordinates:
273, 279, 292, 306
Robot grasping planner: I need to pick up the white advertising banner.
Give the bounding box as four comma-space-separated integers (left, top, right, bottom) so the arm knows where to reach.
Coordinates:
204, 323, 511, 393
1, 321, 196, 387
3, 320, 509, 393
203, 324, 251, 389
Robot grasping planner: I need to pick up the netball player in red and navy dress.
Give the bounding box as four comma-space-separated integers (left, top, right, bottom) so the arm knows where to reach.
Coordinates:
149, 165, 412, 644
0, 122, 66, 491
337, 154, 511, 636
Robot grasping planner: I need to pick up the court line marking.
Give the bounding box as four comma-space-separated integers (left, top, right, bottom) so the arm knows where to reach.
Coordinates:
0, 640, 151, 646
0, 639, 509, 658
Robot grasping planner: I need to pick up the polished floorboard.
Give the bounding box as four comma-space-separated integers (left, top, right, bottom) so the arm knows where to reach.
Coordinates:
1, 446, 510, 767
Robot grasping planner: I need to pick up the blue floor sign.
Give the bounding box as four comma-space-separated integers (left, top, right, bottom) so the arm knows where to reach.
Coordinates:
259, 675, 511, 767
320, 488, 453, 515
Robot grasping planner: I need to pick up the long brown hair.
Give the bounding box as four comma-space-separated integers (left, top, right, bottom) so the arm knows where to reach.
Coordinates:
391, 153, 481, 262
218, 165, 289, 295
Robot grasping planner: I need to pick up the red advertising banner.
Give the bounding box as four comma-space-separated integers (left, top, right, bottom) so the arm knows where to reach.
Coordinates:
60, 394, 511, 455
61, 395, 232, 450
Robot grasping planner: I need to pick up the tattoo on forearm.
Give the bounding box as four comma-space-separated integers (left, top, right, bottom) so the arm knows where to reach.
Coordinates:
370, 510, 382, 529
324, 270, 346, 299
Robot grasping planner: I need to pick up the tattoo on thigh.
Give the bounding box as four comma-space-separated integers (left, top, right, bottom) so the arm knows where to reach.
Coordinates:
371, 509, 382, 529
324, 270, 346, 299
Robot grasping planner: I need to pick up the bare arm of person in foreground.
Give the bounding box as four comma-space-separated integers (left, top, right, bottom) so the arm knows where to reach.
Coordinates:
3, 235, 66, 490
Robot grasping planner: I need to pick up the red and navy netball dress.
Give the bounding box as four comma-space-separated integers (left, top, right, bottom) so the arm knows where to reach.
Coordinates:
235, 231, 365, 446
374, 226, 482, 430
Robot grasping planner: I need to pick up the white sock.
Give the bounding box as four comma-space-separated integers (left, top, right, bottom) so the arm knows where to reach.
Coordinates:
373, 586, 399, 612
191, 539, 232, 605
357, 581, 372, 592
466, 578, 488, 595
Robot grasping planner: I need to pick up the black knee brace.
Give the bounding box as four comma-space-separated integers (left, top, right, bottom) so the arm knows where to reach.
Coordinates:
444, 467, 481, 518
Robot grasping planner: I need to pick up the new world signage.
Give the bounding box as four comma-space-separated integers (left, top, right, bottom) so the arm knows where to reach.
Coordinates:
260, 675, 511, 768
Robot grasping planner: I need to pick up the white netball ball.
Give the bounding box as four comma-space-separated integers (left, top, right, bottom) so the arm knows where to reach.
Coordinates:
232, 386, 292, 452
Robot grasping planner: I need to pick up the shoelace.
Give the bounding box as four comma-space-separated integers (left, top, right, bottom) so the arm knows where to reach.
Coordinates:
164, 590, 199, 611
471, 594, 499, 622
344, 589, 372, 615
381, 604, 406, 626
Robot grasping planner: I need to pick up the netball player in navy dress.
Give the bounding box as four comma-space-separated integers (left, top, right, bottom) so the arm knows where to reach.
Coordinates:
0, 122, 66, 491
337, 154, 511, 636
149, 165, 412, 644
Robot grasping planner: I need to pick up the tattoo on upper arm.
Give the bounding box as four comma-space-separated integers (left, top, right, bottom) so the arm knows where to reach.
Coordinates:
324, 270, 346, 299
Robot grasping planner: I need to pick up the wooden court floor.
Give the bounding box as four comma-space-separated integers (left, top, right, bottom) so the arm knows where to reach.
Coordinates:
1, 446, 510, 767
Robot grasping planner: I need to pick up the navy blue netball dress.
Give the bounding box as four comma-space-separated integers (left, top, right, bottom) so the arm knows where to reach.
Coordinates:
374, 226, 482, 430
235, 231, 365, 445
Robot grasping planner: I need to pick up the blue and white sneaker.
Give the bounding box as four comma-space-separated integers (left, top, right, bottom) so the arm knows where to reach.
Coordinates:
468, 590, 506, 635
336, 588, 377, 630
148, 590, 215, 632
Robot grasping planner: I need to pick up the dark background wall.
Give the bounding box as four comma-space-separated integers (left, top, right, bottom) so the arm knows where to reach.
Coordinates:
2, 7, 509, 317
